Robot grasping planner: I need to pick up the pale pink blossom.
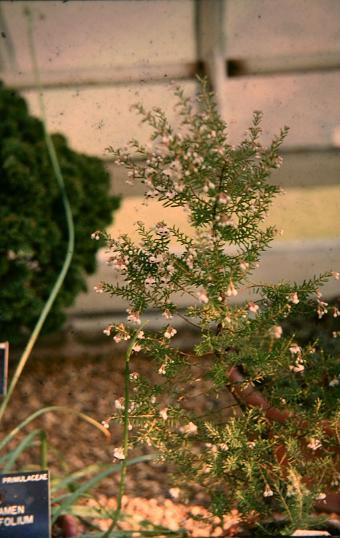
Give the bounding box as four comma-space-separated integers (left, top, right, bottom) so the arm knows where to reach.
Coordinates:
94, 285, 104, 294
331, 271, 339, 280
217, 192, 231, 205
289, 344, 301, 355
316, 492, 326, 501
289, 363, 304, 373
158, 364, 167, 375
164, 326, 177, 339
332, 307, 340, 318
132, 343, 142, 352
317, 301, 328, 319
113, 447, 125, 460
169, 487, 181, 499
91, 231, 101, 240
263, 484, 274, 497
112, 258, 127, 271
113, 334, 122, 343
103, 325, 113, 336
114, 398, 125, 410
271, 325, 283, 339
274, 156, 283, 168
307, 438, 322, 451
174, 182, 184, 192
240, 261, 249, 271
145, 276, 155, 286
127, 309, 141, 325
218, 215, 237, 228
180, 422, 198, 435
162, 309, 173, 320
226, 281, 238, 297
288, 292, 299, 304
130, 372, 139, 381
248, 302, 259, 314
154, 222, 169, 236
149, 254, 164, 264
137, 330, 144, 339
101, 420, 110, 429
197, 290, 209, 304
159, 408, 168, 420
329, 378, 339, 387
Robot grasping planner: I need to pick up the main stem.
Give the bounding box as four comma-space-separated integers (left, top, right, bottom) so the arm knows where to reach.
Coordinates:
103, 333, 138, 537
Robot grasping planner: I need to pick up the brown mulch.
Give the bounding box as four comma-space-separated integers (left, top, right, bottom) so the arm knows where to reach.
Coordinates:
3, 341, 339, 537
2, 341, 244, 535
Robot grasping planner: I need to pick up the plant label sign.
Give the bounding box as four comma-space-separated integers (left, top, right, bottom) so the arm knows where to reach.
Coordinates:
0, 471, 51, 537
0, 342, 8, 396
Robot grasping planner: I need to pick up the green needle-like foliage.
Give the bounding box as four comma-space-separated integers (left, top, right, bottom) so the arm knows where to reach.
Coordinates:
100, 80, 339, 535
0, 81, 120, 343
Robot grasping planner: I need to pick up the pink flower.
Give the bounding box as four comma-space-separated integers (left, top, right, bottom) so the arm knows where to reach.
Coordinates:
240, 261, 249, 271
113, 447, 125, 460
331, 271, 339, 280
169, 487, 181, 499
91, 231, 101, 240
289, 343, 301, 354
127, 309, 141, 325
289, 362, 304, 373
197, 290, 209, 304
132, 343, 142, 352
164, 326, 177, 339
154, 222, 169, 236
317, 301, 328, 319
114, 398, 124, 410
94, 285, 104, 294
159, 408, 168, 420
263, 484, 274, 497
288, 292, 299, 304
271, 325, 283, 339
158, 363, 167, 375
103, 325, 113, 336
217, 192, 231, 205
226, 281, 238, 297
180, 422, 198, 435
307, 438, 322, 451
162, 309, 173, 320
248, 302, 259, 314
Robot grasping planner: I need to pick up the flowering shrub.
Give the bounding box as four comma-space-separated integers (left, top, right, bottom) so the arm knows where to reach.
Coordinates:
98, 81, 339, 534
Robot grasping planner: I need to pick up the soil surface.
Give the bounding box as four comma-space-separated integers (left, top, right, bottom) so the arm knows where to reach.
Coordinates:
3, 308, 340, 536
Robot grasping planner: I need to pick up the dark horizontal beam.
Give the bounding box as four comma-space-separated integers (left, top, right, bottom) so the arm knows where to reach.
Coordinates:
227, 52, 340, 77
1, 63, 198, 91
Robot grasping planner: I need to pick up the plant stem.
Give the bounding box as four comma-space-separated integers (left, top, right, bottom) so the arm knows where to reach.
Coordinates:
103, 331, 139, 537
0, 7, 74, 423
40, 430, 48, 469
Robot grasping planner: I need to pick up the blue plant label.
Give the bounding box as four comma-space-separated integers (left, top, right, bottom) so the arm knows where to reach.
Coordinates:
0, 342, 8, 397
0, 471, 51, 537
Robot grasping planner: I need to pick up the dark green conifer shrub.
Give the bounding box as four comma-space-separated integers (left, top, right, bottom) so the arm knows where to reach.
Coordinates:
0, 81, 119, 342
